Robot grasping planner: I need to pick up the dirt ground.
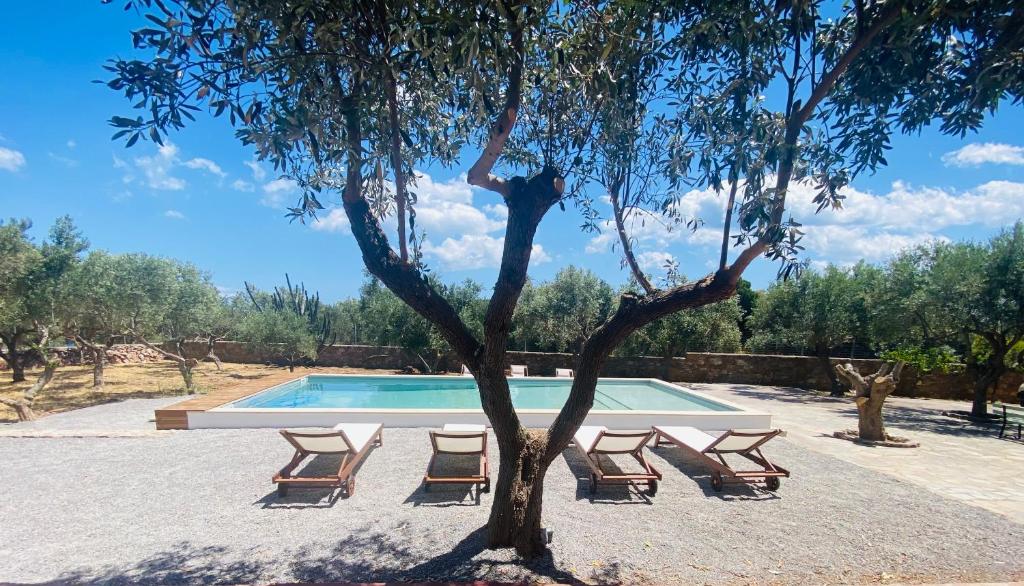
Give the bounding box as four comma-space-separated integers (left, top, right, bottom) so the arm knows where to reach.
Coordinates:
0, 362, 394, 422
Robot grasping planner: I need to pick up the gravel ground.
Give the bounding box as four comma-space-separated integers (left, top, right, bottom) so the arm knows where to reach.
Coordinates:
1, 398, 1022, 585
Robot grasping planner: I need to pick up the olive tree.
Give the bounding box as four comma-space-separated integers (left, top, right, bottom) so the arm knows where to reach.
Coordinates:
749, 265, 874, 395
918, 224, 1024, 417
0, 216, 87, 419
107, 0, 1023, 554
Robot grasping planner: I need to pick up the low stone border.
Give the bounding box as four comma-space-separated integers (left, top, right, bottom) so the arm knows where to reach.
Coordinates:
832, 429, 920, 448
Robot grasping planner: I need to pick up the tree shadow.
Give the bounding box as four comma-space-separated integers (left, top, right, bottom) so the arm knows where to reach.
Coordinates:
46, 542, 270, 585
649, 446, 780, 501
289, 525, 578, 584
402, 453, 486, 506
559, 448, 653, 504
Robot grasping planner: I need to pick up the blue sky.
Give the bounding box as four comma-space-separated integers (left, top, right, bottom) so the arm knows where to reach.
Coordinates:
2, 3, 1023, 302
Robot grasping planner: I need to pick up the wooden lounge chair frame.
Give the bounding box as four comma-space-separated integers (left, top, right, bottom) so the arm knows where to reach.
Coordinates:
653, 426, 789, 491
575, 429, 661, 495
423, 429, 490, 493
273, 426, 383, 498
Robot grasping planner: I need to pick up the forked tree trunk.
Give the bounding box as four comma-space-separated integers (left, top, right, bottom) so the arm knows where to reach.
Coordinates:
136, 337, 199, 393
835, 361, 905, 441
1, 327, 58, 421
205, 336, 223, 371
485, 425, 550, 556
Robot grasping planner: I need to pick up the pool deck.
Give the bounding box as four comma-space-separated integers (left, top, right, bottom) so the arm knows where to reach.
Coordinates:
155, 369, 303, 429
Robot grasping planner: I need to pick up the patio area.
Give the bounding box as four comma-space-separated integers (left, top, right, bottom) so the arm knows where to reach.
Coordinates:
1, 388, 1022, 585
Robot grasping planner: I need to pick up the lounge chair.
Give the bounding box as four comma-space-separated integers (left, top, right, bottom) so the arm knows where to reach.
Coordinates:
460, 364, 473, 376
510, 364, 529, 377
573, 426, 661, 495
273, 423, 383, 497
424, 423, 490, 493
555, 368, 574, 378
652, 426, 789, 491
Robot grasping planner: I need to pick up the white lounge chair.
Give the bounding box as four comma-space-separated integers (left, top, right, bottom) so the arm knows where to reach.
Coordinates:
273, 422, 383, 497
424, 423, 490, 493
573, 426, 661, 495
510, 364, 528, 377
653, 426, 789, 491
555, 368, 574, 377
460, 364, 473, 376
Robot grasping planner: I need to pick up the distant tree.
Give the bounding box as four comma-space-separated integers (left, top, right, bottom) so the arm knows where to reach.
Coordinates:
108, 0, 1024, 555
0, 216, 87, 419
237, 310, 318, 371
246, 274, 336, 354
750, 265, 874, 395
734, 279, 759, 345
619, 296, 742, 358
529, 267, 615, 354
918, 225, 1024, 417
0, 219, 41, 383
834, 360, 907, 442
131, 260, 223, 393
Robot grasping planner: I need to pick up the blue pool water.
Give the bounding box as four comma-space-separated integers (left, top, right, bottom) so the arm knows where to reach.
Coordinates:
225, 376, 736, 412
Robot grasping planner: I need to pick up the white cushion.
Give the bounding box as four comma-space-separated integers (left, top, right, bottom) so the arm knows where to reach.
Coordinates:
285, 432, 349, 453
574, 426, 607, 453
443, 423, 486, 432
655, 426, 718, 453
332, 423, 383, 452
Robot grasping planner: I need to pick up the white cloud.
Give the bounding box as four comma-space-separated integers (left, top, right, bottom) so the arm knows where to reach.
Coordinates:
261, 178, 299, 208
66, 140, 77, 149
942, 143, 1024, 167
245, 159, 267, 181
48, 152, 78, 168
231, 179, 254, 192
117, 142, 228, 191
309, 170, 551, 270
637, 250, 676, 271
0, 146, 26, 172
585, 177, 1024, 270
422, 235, 550, 270
164, 209, 186, 220
183, 157, 226, 178
311, 208, 350, 233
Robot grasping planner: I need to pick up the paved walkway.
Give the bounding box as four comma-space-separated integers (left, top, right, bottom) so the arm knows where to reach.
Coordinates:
691, 383, 1024, 524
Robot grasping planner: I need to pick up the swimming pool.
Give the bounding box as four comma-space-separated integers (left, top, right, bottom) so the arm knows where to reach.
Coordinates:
185, 375, 772, 430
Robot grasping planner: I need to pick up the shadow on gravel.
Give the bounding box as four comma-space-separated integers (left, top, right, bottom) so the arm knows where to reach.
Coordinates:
48, 542, 270, 585
289, 526, 577, 584
650, 446, 780, 501
253, 453, 360, 508
404, 483, 483, 507
559, 449, 653, 504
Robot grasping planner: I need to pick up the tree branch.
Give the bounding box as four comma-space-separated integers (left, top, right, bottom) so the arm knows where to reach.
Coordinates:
339, 86, 482, 364
383, 68, 410, 262
609, 177, 656, 295
545, 268, 742, 460
465, 10, 524, 197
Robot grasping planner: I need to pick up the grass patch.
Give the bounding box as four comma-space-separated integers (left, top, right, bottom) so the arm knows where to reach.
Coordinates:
0, 362, 390, 422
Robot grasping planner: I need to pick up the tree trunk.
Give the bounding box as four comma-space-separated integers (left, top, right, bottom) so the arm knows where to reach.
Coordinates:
179, 361, 196, 393
2, 333, 27, 383
486, 429, 550, 557
970, 371, 1000, 417
816, 344, 843, 396
835, 361, 905, 442
2, 327, 58, 421
10, 357, 26, 383
205, 337, 223, 371
92, 348, 106, 388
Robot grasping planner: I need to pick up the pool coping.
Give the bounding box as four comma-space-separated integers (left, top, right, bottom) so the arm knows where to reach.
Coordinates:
159, 373, 772, 430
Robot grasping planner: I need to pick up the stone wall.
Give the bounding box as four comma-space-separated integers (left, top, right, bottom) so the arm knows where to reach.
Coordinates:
7, 339, 1016, 403
1, 344, 168, 369
163, 341, 1022, 402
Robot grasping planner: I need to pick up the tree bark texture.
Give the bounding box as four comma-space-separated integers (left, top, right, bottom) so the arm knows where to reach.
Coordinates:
835, 361, 905, 441
1, 333, 27, 383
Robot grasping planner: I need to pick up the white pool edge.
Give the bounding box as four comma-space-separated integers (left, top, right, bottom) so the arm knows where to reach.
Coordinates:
189, 375, 772, 431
